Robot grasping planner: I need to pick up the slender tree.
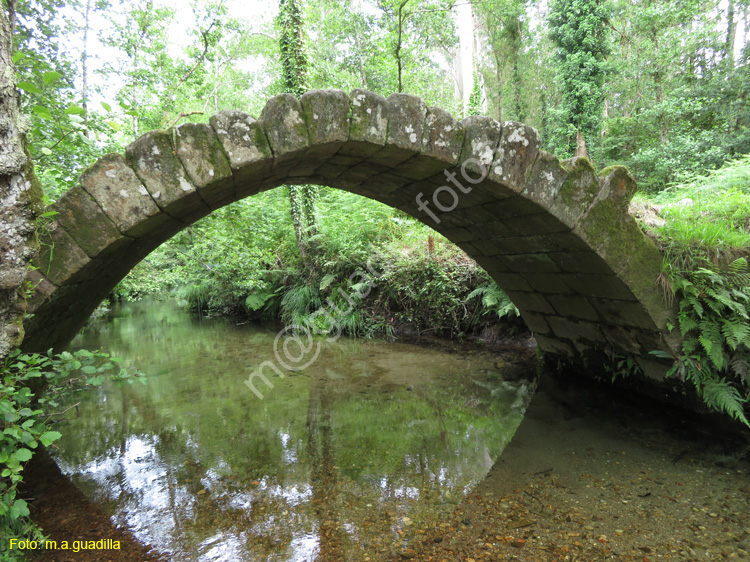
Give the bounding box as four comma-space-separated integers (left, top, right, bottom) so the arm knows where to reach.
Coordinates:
278, 0, 317, 258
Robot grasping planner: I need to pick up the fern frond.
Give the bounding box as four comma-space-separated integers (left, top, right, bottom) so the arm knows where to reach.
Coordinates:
701, 379, 749, 427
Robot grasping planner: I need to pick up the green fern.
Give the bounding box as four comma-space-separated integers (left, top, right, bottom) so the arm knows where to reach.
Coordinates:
666, 257, 750, 427
468, 282, 520, 319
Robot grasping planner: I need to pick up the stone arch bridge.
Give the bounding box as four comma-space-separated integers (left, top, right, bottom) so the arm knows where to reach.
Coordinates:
23, 89, 678, 382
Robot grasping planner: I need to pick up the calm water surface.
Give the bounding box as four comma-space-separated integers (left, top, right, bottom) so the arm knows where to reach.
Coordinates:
52, 300, 534, 561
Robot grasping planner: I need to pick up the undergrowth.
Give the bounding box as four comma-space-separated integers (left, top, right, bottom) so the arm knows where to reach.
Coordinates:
635, 156, 750, 426
117, 188, 524, 340
0, 350, 145, 561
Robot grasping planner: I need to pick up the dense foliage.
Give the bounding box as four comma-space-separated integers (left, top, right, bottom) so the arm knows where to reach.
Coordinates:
116, 188, 523, 340
548, 0, 611, 157
656, 259, 750, 426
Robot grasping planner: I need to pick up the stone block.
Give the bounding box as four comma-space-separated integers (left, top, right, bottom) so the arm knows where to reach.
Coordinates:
79, 153, 168, 237
386, 93, 427, 153
490, 121, 541, 193
526, 273, 574, 294
550, 157, 600, 228
300, 89, 350, 160
547, 316, 606, 343
209, 110, 272, 196
548, 251, 615, 275
438, 226, 476, 244
519, 311, 551, 335
504, 211, 571, 237
489, 272, 533, 292
564, 274, 639, 301
422, 106, 464, 166
260, 93, 310, 155
458, 115, 502, 180
504, 290, 556, 314
533, 334, 575, 357
504, 253, 562, 273
53, 185, 129, 257
25, 270, 56, 312
482, 196, 544, 220
174, 123, 234, 208
548, 294, 600, 321
349, 89, 388, 147
33, 223, 92, 286
590, 298, 656, 328
126, 130, 211, 221
473, 256, 510, 274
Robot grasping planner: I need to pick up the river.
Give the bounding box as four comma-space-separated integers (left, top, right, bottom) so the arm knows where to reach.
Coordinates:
48, 299, 536, 561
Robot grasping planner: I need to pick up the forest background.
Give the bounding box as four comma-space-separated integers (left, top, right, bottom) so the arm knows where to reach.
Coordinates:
11, 0, 750, 339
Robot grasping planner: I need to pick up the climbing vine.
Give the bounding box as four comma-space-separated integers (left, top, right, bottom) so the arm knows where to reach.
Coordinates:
277, 0, 318, 260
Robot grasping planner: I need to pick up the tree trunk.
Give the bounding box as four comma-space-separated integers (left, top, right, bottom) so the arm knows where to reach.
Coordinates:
575, 127, 588, 159
279, 0, 317, 261
726, 0, 737, 67
81, 0, 91, 129
0, 5, 43, 360
493, 48, 503, 122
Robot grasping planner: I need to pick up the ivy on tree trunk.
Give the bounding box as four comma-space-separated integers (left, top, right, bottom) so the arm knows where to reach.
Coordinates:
278, 0, 318, 260
548, 0, 610, 159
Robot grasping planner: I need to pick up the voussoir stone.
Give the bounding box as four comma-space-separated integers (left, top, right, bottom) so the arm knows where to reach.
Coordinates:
52, 184, 128, 257
386, 93, 427, 153
260, 93, 310, 165
491, 121, 540, 193
422, 106, 463, 166
300, 89, 350, 147
458, 115, 503, 180
209, 110, 272, 197
174, 122, 234, 209
347, 89, 388, 156
79, 153, 165, 237
126, 130, 211, 223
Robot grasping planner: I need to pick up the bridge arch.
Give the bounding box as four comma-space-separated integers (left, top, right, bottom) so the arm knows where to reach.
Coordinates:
23, 89, 676, 378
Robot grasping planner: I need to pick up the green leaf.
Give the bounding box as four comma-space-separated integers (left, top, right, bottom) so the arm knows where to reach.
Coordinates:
81, 365, 97, 374
319, 274, 336, 290
65, 104, 86, 115
3, 411, 19, 423
13, 448, 33, 462
17, 82, 41, 94
100, 101, 112, 112
42, 71, 62, 86
9, 498, 29, 519
32, 106, 53, 120
39, 431, 62, 447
